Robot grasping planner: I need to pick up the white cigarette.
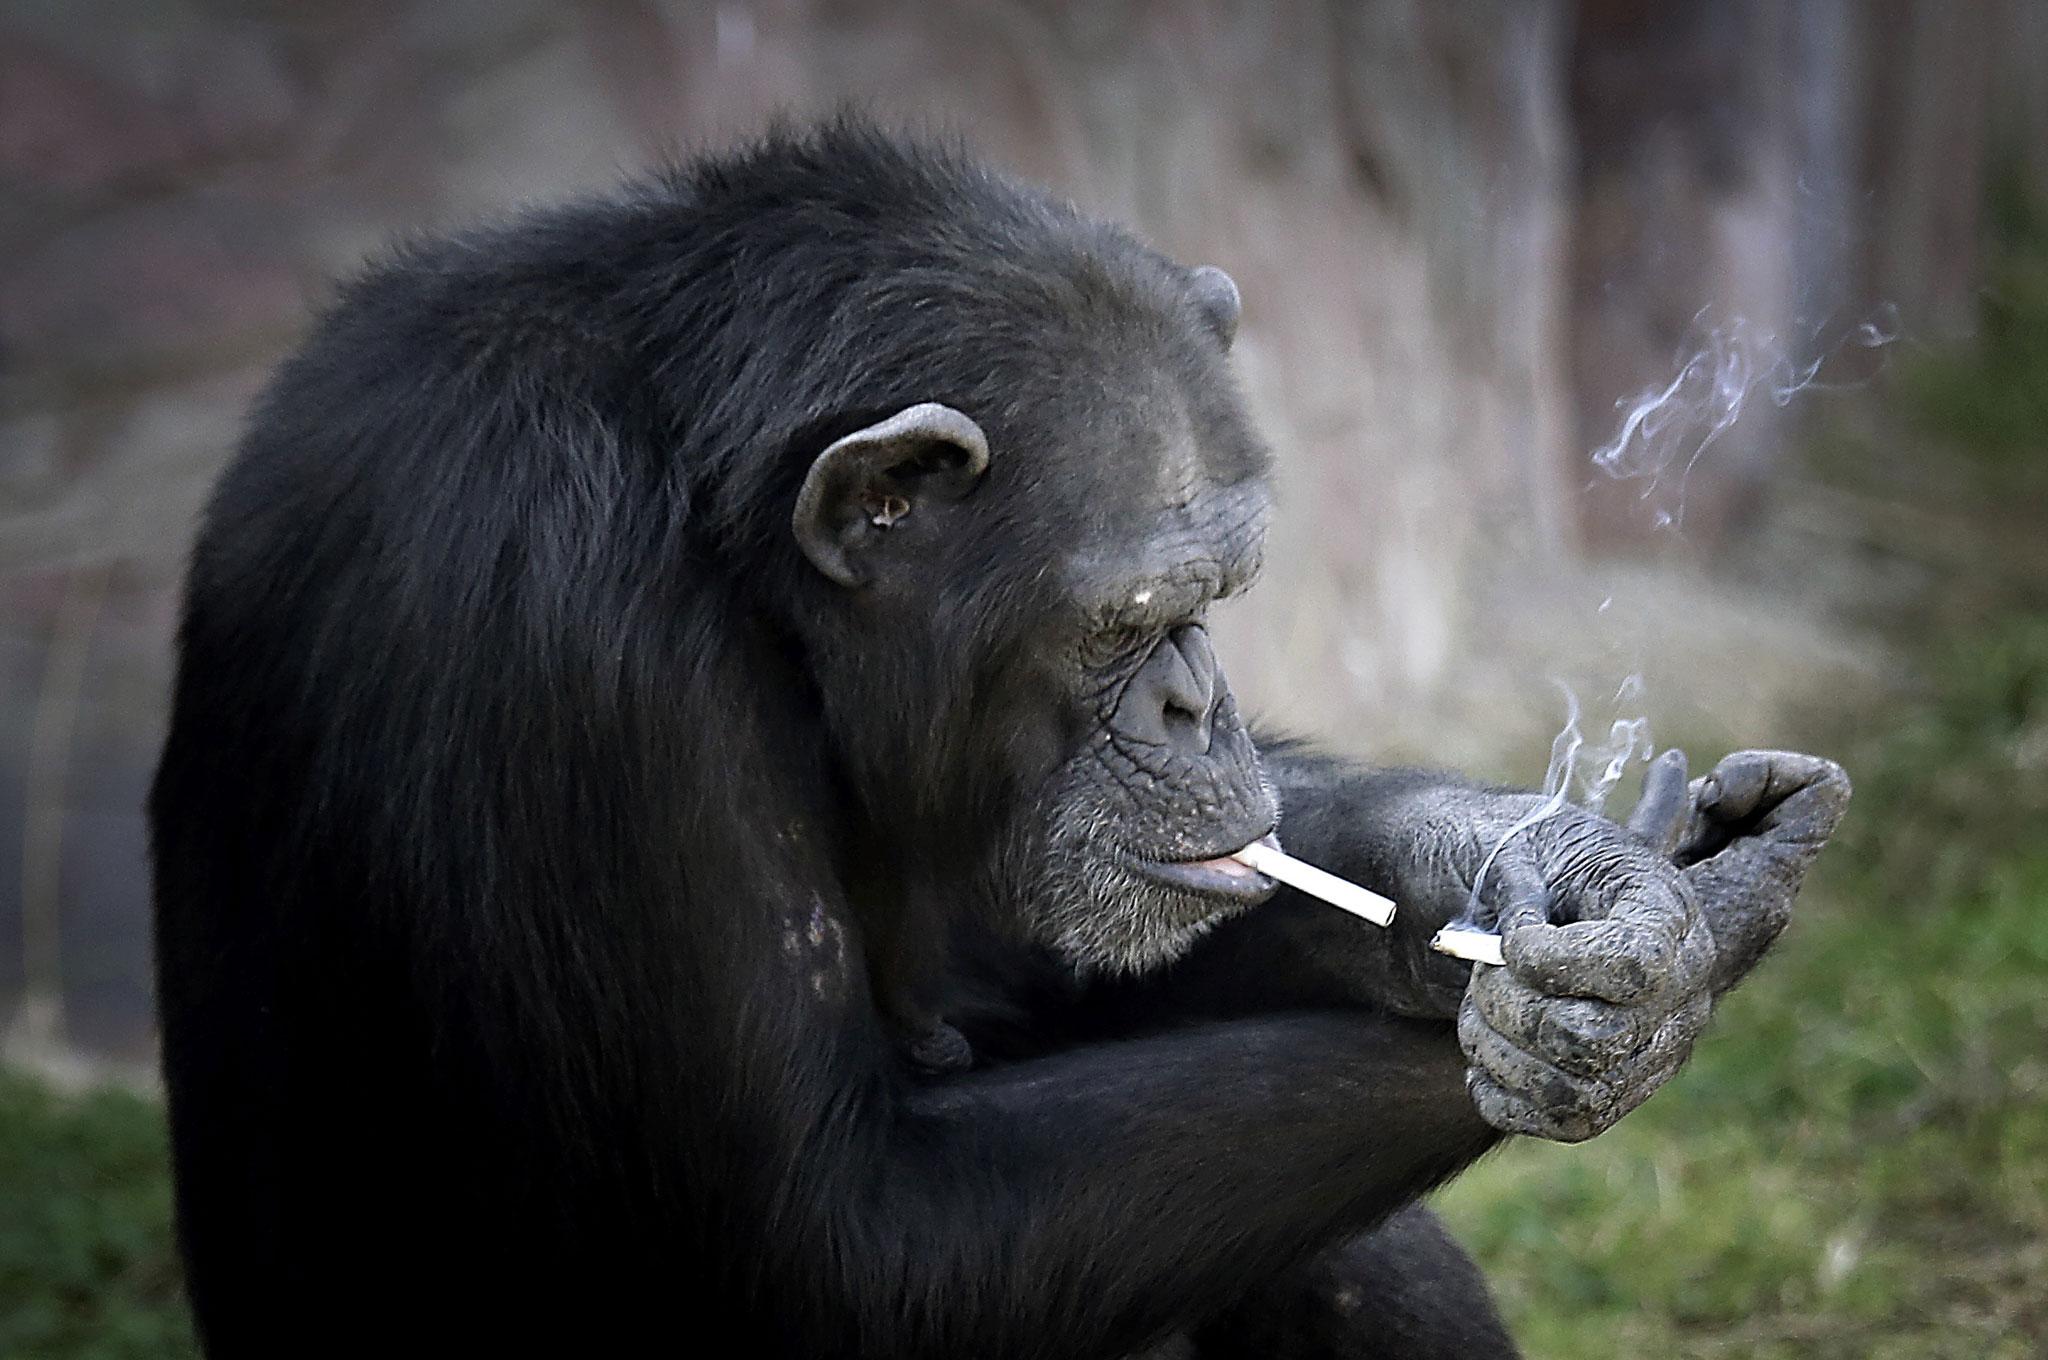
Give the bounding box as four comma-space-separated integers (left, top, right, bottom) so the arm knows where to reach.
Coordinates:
1430, 927, 1505, 967
1229, 841, 1396, 927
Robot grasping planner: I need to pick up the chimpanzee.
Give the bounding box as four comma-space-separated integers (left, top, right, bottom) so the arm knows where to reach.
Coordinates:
149, 121, 1850, 1359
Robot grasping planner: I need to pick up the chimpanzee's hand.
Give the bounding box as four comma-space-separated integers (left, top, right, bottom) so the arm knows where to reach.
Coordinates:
1418, 762, 1717, 1143
1453, 748, 1849, 1142
1667, 750, 1852, 996
1363, 764, 1713, 1025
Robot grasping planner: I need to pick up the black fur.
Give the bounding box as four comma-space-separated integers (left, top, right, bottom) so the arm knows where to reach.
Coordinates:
151, 122, 1513, 1358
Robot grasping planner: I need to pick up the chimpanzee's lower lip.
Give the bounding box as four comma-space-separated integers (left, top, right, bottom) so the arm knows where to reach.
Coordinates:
1133, 846, 1279, 904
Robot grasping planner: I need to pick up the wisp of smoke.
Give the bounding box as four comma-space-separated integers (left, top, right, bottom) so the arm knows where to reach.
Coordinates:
1456, 303, 1896, 939
1578, 674, 1655, 816
1591, 304, 1899, 528
1460, 679, 1653, 925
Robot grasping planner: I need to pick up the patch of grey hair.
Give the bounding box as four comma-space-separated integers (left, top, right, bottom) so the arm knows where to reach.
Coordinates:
1022, 771, 1273, 976
784, 896, 851, 1000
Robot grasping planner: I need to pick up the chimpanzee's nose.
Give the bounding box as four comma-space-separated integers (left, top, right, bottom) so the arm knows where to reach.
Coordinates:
1125, 625, 1222, 755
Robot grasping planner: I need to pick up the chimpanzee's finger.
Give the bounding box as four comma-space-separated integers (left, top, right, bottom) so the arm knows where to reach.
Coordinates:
1626, 748, 1690, 856
1675, 750, 1851, 866
1675, 753, 1851, 995
1459, 1013, 1602, 1143
1684, 841, 1809, 996
1652, 990, 1713, 1071
1459, 998, 1561, 1097
1474, 851, 1555, 935
1501, 887, 1697, 1004
1469, 965, 1649, 1079
1466, 1069, 1595, 1142
1673, 773, 1719, 863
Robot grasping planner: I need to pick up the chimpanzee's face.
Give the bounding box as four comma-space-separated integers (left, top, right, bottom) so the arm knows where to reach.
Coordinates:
789, 262, 1281, 973
1020, 466, 1278, 973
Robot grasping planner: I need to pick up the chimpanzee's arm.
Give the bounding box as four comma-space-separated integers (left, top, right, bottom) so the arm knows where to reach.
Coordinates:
1191, 1203, 1522, 1360
749, 752, 1846, 1353
1120, 741, 1848, 1030
777, 1009, 1500, 1359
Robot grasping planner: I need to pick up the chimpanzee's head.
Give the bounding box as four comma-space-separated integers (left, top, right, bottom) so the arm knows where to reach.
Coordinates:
737, 129, 1278, 973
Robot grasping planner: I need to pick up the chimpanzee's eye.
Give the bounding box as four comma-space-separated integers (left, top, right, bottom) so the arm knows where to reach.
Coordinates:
1080, 624, 1155, 669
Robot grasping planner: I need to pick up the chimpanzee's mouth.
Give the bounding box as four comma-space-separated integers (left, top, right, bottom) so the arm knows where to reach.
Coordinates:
1131, 834, 1280, 905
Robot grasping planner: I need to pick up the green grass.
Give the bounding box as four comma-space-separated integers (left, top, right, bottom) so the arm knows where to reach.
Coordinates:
0, 1076, 198, 1359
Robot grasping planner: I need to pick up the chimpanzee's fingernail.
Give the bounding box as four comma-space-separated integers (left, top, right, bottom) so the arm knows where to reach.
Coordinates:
1699, 776, 1722, 811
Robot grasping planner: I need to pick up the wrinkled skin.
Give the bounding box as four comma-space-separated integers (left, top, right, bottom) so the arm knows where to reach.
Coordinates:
1332, 747, 1850, 1143
1676, 749, 1855, 992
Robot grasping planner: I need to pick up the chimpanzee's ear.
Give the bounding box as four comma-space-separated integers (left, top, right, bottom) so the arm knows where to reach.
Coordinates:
792, 402, 991, 588
1189, 266, 1241, 348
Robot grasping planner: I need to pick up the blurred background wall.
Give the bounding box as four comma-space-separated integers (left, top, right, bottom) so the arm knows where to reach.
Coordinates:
0, 0, 2043, 1078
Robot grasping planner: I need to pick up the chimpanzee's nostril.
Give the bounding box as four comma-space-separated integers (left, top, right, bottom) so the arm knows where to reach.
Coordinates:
1118, 625, 1225, 754
1157, 626, 1218, 753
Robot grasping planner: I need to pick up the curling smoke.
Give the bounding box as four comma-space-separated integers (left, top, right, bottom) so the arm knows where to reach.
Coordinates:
1461, 305, 1896, 931
1462, 679, 1653, 924
1591, 304, 1899, 528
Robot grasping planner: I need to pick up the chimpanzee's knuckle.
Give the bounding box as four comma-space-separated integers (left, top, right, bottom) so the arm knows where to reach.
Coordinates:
1466, 1072, 1530, 1134
1455, 998, 1491, 1061
1541, 1104, 1601, 1144
1620, 919, 1677, 976
1534, 997, 1639, 1073
1470, 1061, 1601, 1141
1538, 1065, 1590, 1113
1674, 941, 1716, 998
1510, 924, 1648, 1004
1503, 1098, 1569, 1141
1470, 967, 1543, 1039
1467, 1011, 1585, 1115
1581, 934, 1658, 1002
1460, 999, 1537, 1079
1503, 944, 1582, 1002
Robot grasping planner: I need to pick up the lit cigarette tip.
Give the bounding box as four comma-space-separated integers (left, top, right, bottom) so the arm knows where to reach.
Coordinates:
1228, 841, 1396, 927
1430, 927, 1506, 967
